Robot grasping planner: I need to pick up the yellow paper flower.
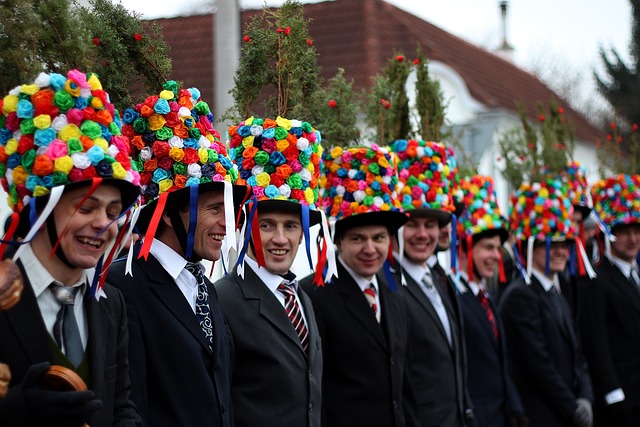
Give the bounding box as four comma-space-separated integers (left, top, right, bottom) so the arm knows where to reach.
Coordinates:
5, 138, 18, 155
64, 79, 81, 97
276, 139, 289, 152
58, 124, 81, 141
159, 179, 173, 193
245, 116, 255, 126
33, 114, 51, 130
169, 147, 185, 162
256, 172, 271, 187
198, 147, 208, 163
94, 137, 108, 152
90, 97, 104, 110
304, 187, 315, 204
112, 162, 127, 179
159, 90, 174, 100
20, 84, 39, 96
330, 146, 343, 159
378, 157, 389, 168
276, 116, 292, 130
87, 74, 102, 91
33, 186, 50, 197
148, 114, 167, 131
54, 156, 74, 174
2, 95, 18, 114
242, 136, 254, 148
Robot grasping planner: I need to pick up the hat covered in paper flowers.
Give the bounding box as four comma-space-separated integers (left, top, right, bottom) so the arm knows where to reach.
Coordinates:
122, 80, 246, 207
563, 161, 592, 217
458, 175, 508, 242
591, 174, 640, 229
320, 144, 407, 236
0, 70, 140, 216
227, 115, 323, 224
389, 139, 455, 225
509, 178, 575, 241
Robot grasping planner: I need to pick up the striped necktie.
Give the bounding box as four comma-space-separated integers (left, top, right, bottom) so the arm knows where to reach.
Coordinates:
363, 284, 380, 323
278, 282, 310, 355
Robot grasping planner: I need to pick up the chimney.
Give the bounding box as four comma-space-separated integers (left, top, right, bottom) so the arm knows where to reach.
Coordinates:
495, 1, 514, 61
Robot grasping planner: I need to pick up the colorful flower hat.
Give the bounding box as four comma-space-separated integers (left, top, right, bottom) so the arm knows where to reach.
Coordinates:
389, 139, 455, 226
121, 81, 249, 260
446, 146, 465, 218
591, 174, 640, 230
458, 175, 508, 242
509, 178, 575, 242
320, 144, 407, 238
0, 70, 140, 238
541, 161, 592, 218
227, 115, 323, 225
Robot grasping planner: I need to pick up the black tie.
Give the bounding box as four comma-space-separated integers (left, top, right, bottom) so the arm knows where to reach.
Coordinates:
185, 262, 214, 351
548, 286, 565, 323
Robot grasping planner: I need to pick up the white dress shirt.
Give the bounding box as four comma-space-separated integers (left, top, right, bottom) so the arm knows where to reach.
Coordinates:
338, 255, 381, 319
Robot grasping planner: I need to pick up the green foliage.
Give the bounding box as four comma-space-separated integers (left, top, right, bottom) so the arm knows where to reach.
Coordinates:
0, 0, 171, 108
226, 0, 321, 122
313, 68, 360, 147
597, 120, 640, 175
498, 99, 575, 188
414, 47, 449, 141
364, 53, 411, 145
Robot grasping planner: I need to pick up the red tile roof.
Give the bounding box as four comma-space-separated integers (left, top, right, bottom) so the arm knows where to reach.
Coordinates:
152, 0, 602, 142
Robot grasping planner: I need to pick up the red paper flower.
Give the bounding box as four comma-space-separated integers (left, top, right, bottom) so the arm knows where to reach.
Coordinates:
328, 99, 337, 108
306, 39, 313, 46
243, 35, 251, 43
92, 37, 100, 46
538, 114, 545, 122
380, 99, 391, 110
134, 33, 142, 41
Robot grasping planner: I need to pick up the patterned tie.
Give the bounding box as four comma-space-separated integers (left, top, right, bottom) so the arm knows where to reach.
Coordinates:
548, 286, 565, 323
185, 262, 214, 352
363, 284, 380, 323
630, 264, 640, 288
477, 289, 499, 340
277, 282, 310, 355
50, 284, 84, 367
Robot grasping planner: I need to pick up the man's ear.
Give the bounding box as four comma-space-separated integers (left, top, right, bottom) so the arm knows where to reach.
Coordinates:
161, 211, 173, 229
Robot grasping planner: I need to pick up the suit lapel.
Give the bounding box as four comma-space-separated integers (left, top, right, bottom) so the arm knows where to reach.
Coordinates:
138, 254, 213, 354
460, 287, 498, 350
6, 263, 52, 364
604, 259, 640, 311
530, 277, 572, 339
235, 266, 307, 356
86, 291, 107, 388
334, 263, 387, 350
404, 273, 451, 346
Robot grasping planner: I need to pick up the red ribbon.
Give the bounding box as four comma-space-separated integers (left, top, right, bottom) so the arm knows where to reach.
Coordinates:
498, 250, 507, 283
467, 235, 474, 282
250, 206, 266, 267
0, 212, 20, 259
138, 192, 169, 261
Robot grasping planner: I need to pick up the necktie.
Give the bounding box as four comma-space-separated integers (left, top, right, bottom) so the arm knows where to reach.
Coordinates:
51, 284, 84, 367
477, 289, 499, 340
277, 282, 310, 355
363, 284, 380, 323
548, 286, 565, 323
185, 262, 214, 351
630, 264, 640, 287
422, 271, 453, 346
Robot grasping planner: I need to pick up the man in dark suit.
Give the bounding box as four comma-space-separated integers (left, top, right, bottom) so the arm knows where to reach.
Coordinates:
302, 145, 414, 427
580, 174, 640, 426
453, 176, 526, 427
214, 117, 324, 427
0, 70, 141, 426
107, 83, 246, 427
499, 179, 593, 427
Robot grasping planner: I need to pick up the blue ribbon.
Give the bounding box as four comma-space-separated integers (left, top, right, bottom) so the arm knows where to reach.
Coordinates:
450, 214, 458, 271
88, 255, 104, 298
545, 237, 551, 277
235, 196, 259, 268
186, 185, 198, 259
511, 242, 528, 281
301, 205, 313, 270
569, 243, 577, 276
383, 259, 397, 292
29, 199, 37, 229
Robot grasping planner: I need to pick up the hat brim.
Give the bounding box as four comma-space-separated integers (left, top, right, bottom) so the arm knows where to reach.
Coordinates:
406, 208, 452, 227
257, 199, 322, 226
474, 228, 509, 245
573, 204, 592, 220
334, 211, 408, 239
136, 182, 250, 233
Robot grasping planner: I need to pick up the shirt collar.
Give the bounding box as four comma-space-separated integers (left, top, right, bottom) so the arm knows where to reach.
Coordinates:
427, 254, 438, 268
244, 255, 298, 293
149, 238, 189, 281
458, 270, 485, 296
21, 243, 87, 297
531, 268, 558, 292
338, 256, 379, 293
608, 254, 636, 278
396, 256, 429, 285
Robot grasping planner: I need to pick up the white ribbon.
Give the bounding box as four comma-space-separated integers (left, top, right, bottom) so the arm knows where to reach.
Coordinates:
576, 238, 597, 279
321, 210, 338, 283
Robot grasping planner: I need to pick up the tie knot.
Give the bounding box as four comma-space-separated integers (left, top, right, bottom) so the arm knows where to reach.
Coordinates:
422, 271, 434, 289
185, 262, 204, 281
50, 284, 78, 306
278, 282, 296, 297
363, 284, 376, 298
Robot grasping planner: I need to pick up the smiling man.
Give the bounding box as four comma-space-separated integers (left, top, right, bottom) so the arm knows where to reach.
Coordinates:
214, 117, 324, 427
0, 70, 141, 426
106, 82, 247, 427
579, 175, 640, 426
301, 145, 414, 427
499, 179, 593, 427
455, 176, 526, 427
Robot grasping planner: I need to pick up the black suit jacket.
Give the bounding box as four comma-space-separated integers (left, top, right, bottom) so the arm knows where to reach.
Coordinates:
498, 276, 593, 427
457, 280, 523, 427
301, 261, 416, 427
579, 257, 640, 425
0, 261, 140, 426
392, 263, 467, 427
107, 253, 233, 427
214, 265, 322, 427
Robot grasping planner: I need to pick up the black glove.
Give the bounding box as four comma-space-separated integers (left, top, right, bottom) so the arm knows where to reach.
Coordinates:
464, 408, 478, 427
508, 412, 529, 427
572, 398, 592, 427
22, 362, 102, 427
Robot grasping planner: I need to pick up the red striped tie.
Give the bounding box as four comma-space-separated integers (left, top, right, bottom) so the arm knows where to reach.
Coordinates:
278, 283, 309, 355
363, 284, 380, 322
477, 290, 499, 340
